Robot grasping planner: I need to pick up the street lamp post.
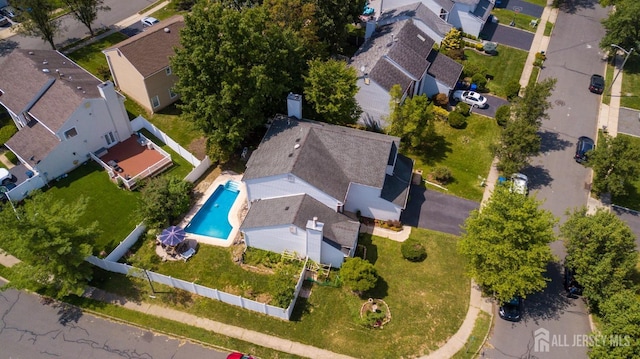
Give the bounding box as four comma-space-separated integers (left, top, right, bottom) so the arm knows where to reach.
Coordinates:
608, 44, 634, 93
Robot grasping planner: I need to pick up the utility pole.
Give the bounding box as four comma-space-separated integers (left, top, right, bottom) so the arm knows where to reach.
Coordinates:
608, 44, 634, 94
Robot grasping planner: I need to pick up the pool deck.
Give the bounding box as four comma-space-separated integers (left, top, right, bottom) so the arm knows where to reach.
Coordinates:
179, 172, 246, 247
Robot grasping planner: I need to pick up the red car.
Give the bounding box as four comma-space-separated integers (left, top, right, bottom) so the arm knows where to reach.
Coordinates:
227, 353, 254, 359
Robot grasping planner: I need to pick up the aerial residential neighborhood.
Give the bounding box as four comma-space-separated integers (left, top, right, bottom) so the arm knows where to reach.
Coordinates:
0, 0, 639, 358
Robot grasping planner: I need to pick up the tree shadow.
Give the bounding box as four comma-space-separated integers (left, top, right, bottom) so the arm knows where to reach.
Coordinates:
0, 38, 18, 57
521, 164, 552, 190
557, 0, 597, 14
55, 302, 84, 326
539, 129, 572, 153
416, 133, 452, 166
522, 261, 587, 323
356, 232, 379, 265
363, 275, 389, 299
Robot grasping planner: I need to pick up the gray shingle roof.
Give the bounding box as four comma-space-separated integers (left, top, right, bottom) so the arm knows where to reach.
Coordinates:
5, 119, 60, 164
381, 153, 413, 206
472, 0, 494, 21
104, 16, 184, 78
241, 194, 360, 250
426, 50, 463, 89
378, 3, 453, 39
243, 117, 401, 202
0, 50, 102, 132
435, 0, 455, 11
369, 58, 413, 92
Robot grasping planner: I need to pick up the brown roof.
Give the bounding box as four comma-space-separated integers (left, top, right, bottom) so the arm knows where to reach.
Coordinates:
105, 16, 184, 78
5, 119, 60, 165
0, 50, 101, 131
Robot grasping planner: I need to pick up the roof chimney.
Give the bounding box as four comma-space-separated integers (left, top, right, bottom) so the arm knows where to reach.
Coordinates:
287, 93, 302, 119
312, 216, 318, 227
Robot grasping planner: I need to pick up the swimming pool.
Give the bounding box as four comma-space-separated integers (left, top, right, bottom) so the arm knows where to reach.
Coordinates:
185, 181, 240, 239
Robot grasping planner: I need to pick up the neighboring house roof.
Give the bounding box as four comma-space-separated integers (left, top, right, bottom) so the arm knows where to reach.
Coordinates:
0, 49, 101, 132
426, 50, 463, 89
241, 194, 360, 252
351, 21, 435, 94
378, 2, 453, 38
243, 117, 401, 203
104, 15, 183, 78
472, 0, 493, 21
435, 0, 456, 11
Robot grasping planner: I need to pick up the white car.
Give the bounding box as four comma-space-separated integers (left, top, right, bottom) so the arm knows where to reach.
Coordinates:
452, 90, 488, 108
141, 16, 159, 27
510, 173, 528, 195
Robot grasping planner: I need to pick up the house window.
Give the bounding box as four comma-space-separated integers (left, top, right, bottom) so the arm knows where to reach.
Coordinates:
151, 95, 160, 108
64, 127, 78, 139
165, 67, 172, 75
169, 88, 177, 99
105, 131, 116, 146
440, 9, 447, 20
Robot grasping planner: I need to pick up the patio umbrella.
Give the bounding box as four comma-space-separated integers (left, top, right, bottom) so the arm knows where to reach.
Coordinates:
159, 226, 186, 246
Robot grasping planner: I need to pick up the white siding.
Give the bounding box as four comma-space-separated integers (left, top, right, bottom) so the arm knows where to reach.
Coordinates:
320, 241, 347, 268
423, 0, 446, 15
306, 221, 323, 263
244, 225, 307, 256
411, 19, 445, 44
457, 11, 483, 37
345, 183, 402, 220
355, 77, 392, 128
245, 174, 342, 211
421, 75, 453, 97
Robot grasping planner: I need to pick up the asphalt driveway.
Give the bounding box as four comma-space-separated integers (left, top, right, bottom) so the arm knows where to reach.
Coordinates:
481, 22, 535, 51
401, 185, 480, 236
450, 93, 510, 119
496, 0, 544, 18
617, 107, 640, 137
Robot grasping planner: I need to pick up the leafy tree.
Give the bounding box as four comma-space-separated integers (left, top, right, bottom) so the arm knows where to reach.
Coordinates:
504, 81, 521, 100
495, 105, 511, 127
458, 186, 557, 303
561, 208, 637, 312
303, 59, 361, 125
14, 0, 62, 50
441, 28, 463, 53
496, 78, 556, 175
447, 111, 466, 129
264, 0, 325, 59
600, 0, 640, 52
269, 262, 298, 308
172, 2, 306, 160
313, 0, 365, 54
589, 290, 640, 358
63, 0, 111, 37
137, 176, 193, 230
587, 134, 640, 196
387, 86, 437, 150
340, 257, 378, 295
0, 192, 98, 298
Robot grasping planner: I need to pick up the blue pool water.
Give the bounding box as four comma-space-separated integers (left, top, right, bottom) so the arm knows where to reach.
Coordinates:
185, 181, 240, 239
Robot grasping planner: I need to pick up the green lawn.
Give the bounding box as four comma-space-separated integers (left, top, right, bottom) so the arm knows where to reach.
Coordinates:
464, 46, 528, 98
411, 116, 502, 202
524, 0, 548, 6
612, 134, 640, 211
93, 229, 470, 358
603, 63, 614, 106
544, 21, 554, 37
528, 66, 540, 87
67, 32, 129, 76
619, 55, 640, 110
491, 8, 538, 32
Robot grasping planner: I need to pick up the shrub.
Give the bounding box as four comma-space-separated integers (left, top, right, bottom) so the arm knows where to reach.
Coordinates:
471, 73, 487, 92
462, 63, 487, 79
455, 102, 471, 116
447, 48, 465, 61
340, 257, 378, 294
505, 81, 521, 100
430, 166, 453, 184
401, 238, 427, 262
431, 105, 449, 121
448, 111, 466, 128
432, 93, 450, 108
96, 65, 112, 81
475, 42, 484, 51
535, 52, 547, 61
269, 263, 297, 308
495, 105, 512, 127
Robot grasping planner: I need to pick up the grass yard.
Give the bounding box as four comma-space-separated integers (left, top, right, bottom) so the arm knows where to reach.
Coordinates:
67, 32, 129, 76
603, 63, 614, 106
528, 66, 540, 87
619, 55, 640, 110
464, 46, 528, 98
611, 134, 640, 211
411, 116, 502, 201
91, 229, 470, 358
491, 8, 538, 31
138, 129, 195, 179
45, 162, 139, 254
524, 0, 547, 6
544, 21, 554, 36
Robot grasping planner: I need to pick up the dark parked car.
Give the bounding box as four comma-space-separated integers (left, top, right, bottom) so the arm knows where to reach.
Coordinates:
574, 136, 594, 163
0, 6, 17, 19
499, 297, 522, 322
589, 74, 605, 94
564, 264, 583, 297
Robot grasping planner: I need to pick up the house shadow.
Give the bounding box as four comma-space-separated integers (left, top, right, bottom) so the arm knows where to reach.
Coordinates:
357, 232, 379, 265
400, 184, 427, 227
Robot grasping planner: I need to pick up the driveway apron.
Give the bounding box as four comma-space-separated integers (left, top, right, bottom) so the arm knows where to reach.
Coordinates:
401, 185, 479, 236
481, 23, 535, 51
496, 0, 544, 18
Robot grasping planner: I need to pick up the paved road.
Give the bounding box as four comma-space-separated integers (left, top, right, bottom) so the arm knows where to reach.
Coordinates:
612, 205, 640, 249
485, 1, 609, 358
0, 0, 156, 51
401, 185, 479, 236
0, 286, 230, 359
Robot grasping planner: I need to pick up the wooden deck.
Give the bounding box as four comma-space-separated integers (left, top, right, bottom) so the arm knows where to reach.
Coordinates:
100, 136, 168, 180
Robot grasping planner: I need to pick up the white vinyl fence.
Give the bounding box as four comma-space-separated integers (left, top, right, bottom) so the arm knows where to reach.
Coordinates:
87, 253, 307, 320
105, 223, 146, 262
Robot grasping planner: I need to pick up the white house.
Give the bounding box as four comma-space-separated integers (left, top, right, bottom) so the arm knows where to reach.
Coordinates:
240, 97, 413, 267
0, 50, 134, 199
351, 20, 463, 127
